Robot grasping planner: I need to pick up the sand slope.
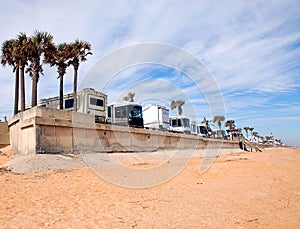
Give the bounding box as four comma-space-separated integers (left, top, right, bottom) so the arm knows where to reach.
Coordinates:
0, 147, 299, 228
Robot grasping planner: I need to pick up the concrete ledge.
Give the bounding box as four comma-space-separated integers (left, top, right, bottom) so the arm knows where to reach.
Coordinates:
9, 107, 241, 154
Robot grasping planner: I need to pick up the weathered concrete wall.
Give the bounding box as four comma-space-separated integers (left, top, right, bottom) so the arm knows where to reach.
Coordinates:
0, 117, 10, 148
9, 107, 240, 154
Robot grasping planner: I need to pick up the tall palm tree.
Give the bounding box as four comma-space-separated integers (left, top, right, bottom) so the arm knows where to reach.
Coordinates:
170, 99, 185, 115
123, 92, 135, 102
27, 31, 56, 107
1, 39, 19, 115
243, 127, 250, 137
212, 115, 225, 131
225, 120, 235, 130
46, 43, 72, 109
15, 33, 30, 111
68, 40, 92, 112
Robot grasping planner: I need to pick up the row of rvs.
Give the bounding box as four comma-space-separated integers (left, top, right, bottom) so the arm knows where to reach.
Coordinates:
33, 88, 208, 136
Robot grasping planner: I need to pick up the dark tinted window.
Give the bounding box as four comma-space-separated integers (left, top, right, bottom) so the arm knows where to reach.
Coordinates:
107, 106, 111, 117
131, 106, 142, 118
65, 99, 74, 108
115, 106, 126, 118
171, 119, 178, 127
90, 97, 103, 107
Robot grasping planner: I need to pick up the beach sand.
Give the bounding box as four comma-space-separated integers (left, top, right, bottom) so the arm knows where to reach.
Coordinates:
0, 146, 299, 228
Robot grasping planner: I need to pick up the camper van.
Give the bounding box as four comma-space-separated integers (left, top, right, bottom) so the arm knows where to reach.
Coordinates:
107, 102, 144, 128
142, 105, 170, 130
169, 116, 191, 134
31, 88, 107, 123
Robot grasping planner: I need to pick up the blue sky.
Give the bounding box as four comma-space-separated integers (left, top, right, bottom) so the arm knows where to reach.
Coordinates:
0, 0, 299, 146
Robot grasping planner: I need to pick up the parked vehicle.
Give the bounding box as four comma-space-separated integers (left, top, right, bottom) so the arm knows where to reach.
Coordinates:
28, 88, 107, 123
169, 116, 191, 134
143, 105, 170, 130
196, 125, 207, 136
107, 101, 144, 128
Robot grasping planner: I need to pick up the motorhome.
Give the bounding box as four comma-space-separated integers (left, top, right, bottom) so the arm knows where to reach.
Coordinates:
28, 88, 107, 123
107, 102, 144, 128
196, 125, 208, 136
142, 105, 170, 130
169, 116, 191, 134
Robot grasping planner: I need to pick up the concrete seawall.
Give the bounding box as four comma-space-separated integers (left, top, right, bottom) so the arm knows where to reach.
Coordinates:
9, 107, 240, 154
0, 117, 9, 148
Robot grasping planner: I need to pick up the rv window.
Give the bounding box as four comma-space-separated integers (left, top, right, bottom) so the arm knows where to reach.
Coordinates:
107, 106, 111, 117
65, 99, 74, 108
115, 107, 126, 118
182, 118, 190, 127
90, 97, 103, 107
171, 119, 178, 127
131, 106, 143, 118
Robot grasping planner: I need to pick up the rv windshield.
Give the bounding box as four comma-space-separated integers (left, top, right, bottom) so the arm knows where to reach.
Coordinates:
131, 106, 143, 118
181, 118, 190, 127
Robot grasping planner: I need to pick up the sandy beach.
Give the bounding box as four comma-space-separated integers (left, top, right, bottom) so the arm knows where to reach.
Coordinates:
0, 146, 299, 228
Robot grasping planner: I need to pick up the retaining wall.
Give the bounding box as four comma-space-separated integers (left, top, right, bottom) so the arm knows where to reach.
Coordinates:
9, 107, 240, 154
0, 118, 9, 148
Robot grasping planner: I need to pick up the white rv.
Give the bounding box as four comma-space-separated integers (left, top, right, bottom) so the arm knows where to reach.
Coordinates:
196, 125, 208, 136
30, 88, 107, 123
107, 101, 144, 128
142, 105, 170, 130
169, 116, 191, 134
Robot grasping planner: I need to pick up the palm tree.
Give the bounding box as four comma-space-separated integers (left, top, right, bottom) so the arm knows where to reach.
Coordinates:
225, 120, 235, 130
249, 127, 254, 136
15, 33, 29, 111
170, 99, 185, 115
27, 31, 56, 107
243, 127, 250, 137
46, 43, 72, 109
123, 92, 135, 102
212, 115, 225, 131
68, 40, 92, 112
252, 131, 258, 137
201, 117, 211, 135
1, 39, 19, 115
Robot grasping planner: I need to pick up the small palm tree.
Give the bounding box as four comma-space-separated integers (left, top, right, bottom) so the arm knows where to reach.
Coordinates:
225, 120, 235, 130
201, 117, 211, 135
123, 92, 135, 102
244, 127, 250, 137
249, 127, 254, 136
212, 115, 225, 131
1, 39, 19, 115
27, 31, 56, 107
68, 40, 92, 112
252, 131, 258, 137
170, 99, 185, 115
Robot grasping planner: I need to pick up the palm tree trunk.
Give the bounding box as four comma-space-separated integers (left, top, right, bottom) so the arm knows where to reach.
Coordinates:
73, 67, 78, 112
20, 66, 25, 111
31, 63, 39, 107
14, 67, 20, 115
59, 74, 63, 109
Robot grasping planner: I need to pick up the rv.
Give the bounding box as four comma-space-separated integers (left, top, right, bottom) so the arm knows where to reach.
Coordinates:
28, 88, 107, 123
107, 102, 144, 128
169, 116, 191, 134
196, 125, 208, 136
142, 105, 170, 130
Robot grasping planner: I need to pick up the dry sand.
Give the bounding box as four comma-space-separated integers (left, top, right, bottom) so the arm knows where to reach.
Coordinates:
0, 146, 299, 228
